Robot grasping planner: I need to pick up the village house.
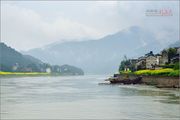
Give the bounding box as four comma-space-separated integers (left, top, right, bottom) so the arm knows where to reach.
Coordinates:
135, 57, 146, 70
125, 48, 178, 71
155, 54, 161, 65
145, 55, 157, 69
144, 51, 156, 69
134, 51, 167, 70
130, 59, 138, 65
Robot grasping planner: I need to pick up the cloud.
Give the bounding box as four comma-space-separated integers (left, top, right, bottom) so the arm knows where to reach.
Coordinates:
1, 3, 102, 50
1, 1, 179, 51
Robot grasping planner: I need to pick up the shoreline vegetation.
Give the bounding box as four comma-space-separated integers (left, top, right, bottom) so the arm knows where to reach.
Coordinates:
119, 68, 179, 77
0, 71, 85, 77
134, 68, 179, 77
0, 71, 50, 77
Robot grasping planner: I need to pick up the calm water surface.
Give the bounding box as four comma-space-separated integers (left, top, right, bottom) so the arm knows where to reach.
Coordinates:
1, 75, 180, 119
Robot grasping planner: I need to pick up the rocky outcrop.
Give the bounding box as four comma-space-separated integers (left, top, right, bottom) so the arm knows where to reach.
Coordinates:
107, 74, 180, 88
107, 74, 142, 84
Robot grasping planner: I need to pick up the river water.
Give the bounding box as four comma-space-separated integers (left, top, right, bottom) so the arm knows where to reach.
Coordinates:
0, 75, 180, 119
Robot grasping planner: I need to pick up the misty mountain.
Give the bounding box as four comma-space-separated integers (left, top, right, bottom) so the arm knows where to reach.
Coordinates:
169, 41, 180, 48
24, 26, 178, 74
0, 42, 84, 75
0, 42, 43, 71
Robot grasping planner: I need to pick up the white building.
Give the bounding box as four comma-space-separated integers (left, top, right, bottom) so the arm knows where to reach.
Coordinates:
46, 68, 51, 73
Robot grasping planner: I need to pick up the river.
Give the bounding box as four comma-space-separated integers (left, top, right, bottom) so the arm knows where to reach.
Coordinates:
1, 75, 180, 119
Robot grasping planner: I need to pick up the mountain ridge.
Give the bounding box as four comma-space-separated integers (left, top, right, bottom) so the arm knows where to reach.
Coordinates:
0, 42, 84, 75
24, 26, 179, 74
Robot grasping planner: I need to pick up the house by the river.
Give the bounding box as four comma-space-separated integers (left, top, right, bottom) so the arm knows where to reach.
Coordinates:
132, 50, 169, 70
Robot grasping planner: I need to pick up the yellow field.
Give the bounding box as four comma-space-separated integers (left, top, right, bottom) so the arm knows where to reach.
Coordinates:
134, 68, 179, 76
0, 71, 50, 75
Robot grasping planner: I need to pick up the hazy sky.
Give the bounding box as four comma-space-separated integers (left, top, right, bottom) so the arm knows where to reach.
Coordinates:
1, 1, 179, 51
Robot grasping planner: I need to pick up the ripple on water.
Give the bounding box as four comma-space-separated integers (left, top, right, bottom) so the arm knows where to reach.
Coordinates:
1, 75, 180, 119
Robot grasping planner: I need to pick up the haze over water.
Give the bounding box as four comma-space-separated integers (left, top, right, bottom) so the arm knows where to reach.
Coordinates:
1, 75, 180, 119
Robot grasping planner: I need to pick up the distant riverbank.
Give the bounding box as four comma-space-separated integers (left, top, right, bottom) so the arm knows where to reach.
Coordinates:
0, 71, 49, 75
0, 71, 86, 77
0, 71, 50, 77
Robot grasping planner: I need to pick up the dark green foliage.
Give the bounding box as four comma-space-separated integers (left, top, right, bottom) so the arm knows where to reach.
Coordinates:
168, 70, 179, 77
59, 64, 84, 75
50, 64, 84, 75
167, 48, 177, 63
119, 60, 130, 71
173, 62, 179, 70
160, 62, 179, 70
119, 56, 136, 72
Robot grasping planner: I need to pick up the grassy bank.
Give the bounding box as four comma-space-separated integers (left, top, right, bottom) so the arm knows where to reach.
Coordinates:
0, 71, 84, 77
134, 68, 179, 77
0, 71, 50, 77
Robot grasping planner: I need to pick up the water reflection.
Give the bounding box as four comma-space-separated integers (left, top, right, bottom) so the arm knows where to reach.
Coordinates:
118, 85, 180, 104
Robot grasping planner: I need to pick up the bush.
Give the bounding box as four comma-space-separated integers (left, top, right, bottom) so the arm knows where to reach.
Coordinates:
119, 70, 132, 74
173, 62, 180, 70
168, 70, 180, 77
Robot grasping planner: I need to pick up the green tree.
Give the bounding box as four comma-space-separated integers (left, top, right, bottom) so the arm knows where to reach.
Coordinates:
167, 48, 177, 63
119, 55, 131, 72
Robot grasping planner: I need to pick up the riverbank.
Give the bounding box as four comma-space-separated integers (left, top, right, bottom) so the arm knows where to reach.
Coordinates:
0, 71, 85, 78
141, 75, 179, 88
0, 71, 50, 75
0, 71, 51, 77
106, 74, 180, 88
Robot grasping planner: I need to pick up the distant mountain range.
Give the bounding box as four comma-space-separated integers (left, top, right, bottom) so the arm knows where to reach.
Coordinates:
169, 41, 180, 48
0, 42, 42, 71
23, 26, 180, 74
0, 42, 84, 75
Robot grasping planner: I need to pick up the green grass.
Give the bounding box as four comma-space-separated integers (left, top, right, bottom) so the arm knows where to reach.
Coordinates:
119, 70, 132, 74
134, 68, 179, 77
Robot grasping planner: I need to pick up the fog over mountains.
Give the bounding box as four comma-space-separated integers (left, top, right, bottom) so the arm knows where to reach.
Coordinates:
24, 26, 179, 74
